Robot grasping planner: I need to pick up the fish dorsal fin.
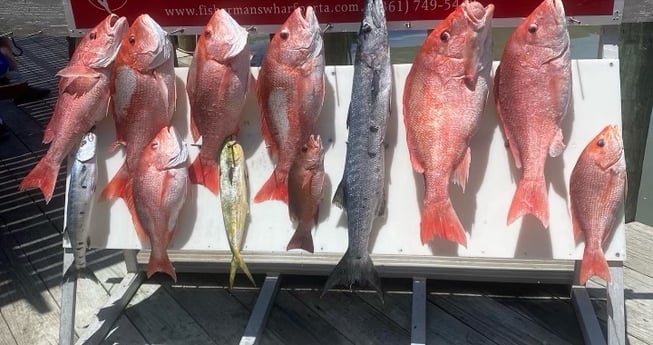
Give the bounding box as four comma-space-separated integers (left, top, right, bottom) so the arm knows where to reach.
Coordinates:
332, 179, 346, 209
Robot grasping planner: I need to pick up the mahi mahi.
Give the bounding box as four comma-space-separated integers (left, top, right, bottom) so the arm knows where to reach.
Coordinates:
220, 140, 256, 288
322, 0, 391, 299
64, 131, 98, 278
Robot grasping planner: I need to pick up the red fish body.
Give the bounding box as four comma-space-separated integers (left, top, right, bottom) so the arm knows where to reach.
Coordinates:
403, 1, 494, 246
287, 134, 325, 253
494, 0, 571, 228
255, 6, 325, 204
570, 125, 626, 285
133, 126, 189, 281
186, 9, 250, 195
101, 15, 176, 240
20, 14, 128, 202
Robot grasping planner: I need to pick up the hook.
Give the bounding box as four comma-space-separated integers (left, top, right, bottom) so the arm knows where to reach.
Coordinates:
567, 17, 581, 24
168, 28, 185, 35
246, 26, 257, 33
322, 23, 333, 34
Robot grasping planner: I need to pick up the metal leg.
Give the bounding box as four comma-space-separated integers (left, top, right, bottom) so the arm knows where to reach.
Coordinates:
572, 286, 607, 345
607, 262, 625, 345
75, 272, 145, 345
123, 249, 139, 273
239, 273, 282, 345
59, 248, 77, 345
598, 26, 620, 59
411, 277, 426, 345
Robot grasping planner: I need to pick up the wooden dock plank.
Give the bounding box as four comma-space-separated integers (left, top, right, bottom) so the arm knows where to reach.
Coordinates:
0, 234, 60, 345
625, 222, 653, 278
357, 291, 496, 345
0, 313, 17, 345
124, 280, 218, 345
291, 290, 410, 345
428, 294, 573, 345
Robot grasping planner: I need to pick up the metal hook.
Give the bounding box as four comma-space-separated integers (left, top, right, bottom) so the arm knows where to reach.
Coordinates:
567, 17, 581, 24
168, 28, 185, 35
322, 23, 333, 34
246, 26, 257, 33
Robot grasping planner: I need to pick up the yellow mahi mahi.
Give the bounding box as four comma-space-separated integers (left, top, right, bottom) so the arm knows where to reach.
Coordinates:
219, 140, 256, 288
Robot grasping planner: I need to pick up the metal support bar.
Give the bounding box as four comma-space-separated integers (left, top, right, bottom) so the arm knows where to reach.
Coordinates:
411, 277, 426, 345
572, 286, 607, 345
123, 249, 139, 273
607, 262, 625, 345
599, 26, 620, 59
239, 273, 282, 345
75, 272, 145, 345
59, 248, 77, 345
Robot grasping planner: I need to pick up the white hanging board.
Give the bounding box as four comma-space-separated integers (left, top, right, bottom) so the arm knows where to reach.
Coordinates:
68, 60, 625, 261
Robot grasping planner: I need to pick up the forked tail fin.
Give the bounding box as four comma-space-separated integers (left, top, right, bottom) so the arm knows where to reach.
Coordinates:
321, 250, 382, 302
420, 198, 467, 246
286, 223, 314, 253
146, 251, 177, 282
229, 251, 256, 289
188, 156, 220, 195
578, 247, 610, 285
507, 178, 549, 228
19, 158, 60, 204
254, 169, 288, 204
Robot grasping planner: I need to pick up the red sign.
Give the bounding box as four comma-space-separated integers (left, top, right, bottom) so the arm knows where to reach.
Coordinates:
68, 0, 615, 31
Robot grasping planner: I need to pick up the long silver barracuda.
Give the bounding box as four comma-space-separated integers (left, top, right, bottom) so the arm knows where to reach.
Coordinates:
64, 131, 98, 277
322, 0, 391, 300
220, 140, 256, 289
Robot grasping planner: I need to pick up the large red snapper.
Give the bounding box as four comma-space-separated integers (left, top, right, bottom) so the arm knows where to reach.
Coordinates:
254, 6, 325, 204
570, 125, 626, 285
19, 14, 128, 203
403, 0, 494, 246
133, 126, 189, 281
494, 0, 571, 228
100, 14, 176, 241
186, 9, 250, 195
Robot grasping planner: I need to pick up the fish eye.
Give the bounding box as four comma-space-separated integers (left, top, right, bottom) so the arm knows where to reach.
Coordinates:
89, 32, 96, 40
528, 23, 538, 33
129, 35, 135, 44
362, 22, 372, 33
597, 138, 605, 147
440, 30, 450, 42
279, 30, 289, 40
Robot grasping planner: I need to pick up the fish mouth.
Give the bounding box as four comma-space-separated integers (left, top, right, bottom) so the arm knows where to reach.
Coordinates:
109, 14, 119, 27
463, 1, 494, 27
546, 0, 566, 24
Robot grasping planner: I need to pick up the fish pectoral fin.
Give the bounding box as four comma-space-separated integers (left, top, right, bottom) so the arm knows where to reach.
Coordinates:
377, 189, 387, 217
154, 70, 170, 114
452, 147, 471, 192
570, 206, 583, 241
56, 66, 101, 79
332, 179, 346, 209
549, 128, 565, 157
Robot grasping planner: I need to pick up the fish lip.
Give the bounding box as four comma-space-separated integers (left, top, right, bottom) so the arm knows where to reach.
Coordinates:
109, 14, 119, 27
462, 2, 494, 27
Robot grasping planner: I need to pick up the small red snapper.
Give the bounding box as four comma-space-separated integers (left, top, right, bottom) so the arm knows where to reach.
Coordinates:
494, 0, 572, 228
403, 0, 494, 246
20, 14, 128, 202
133, 126, 189, 281
570, 125, 626, 285
254, 6, 325, 204
186, 9, 250, 195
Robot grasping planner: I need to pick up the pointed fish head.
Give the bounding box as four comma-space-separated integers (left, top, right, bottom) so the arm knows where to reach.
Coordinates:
582, 125, 625, 172
268, 6, 323, 67
118, 14, 172, 73
299, 134, 324, 170
425, 0, 493, 88
75, 131, 97, 163
220, 140, 245, 168
75, 14, 128, 69
512, 0, 569, 53
143, 126, 189, 171
357, 0, 389, 67
201, 9, 249, 63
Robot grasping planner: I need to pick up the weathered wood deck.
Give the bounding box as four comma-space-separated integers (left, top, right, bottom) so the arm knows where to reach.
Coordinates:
0, 36, 652, 345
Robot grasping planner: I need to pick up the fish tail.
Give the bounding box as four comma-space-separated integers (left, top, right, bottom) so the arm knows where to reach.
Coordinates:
321, 250, 383, 302
286, 223, 314, 253
254, 169, 288, 204
188, 156, 220, 195
100, 163, 129, 201
19, 158, 59, 204
579, 247, 610, 285
420, 199, 467, 247
229, 251, 256, 289
507, 178, 549, 227
146, 251, 177, 282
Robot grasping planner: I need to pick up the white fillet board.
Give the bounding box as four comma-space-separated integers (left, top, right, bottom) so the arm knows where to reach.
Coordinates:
74, 59, 625, 261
